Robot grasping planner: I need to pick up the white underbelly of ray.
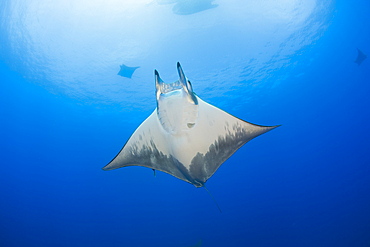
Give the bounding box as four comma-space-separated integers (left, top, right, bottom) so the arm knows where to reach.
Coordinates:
158, 90, 198, 134
156, 91, 203, 167
158, 97, 235, 169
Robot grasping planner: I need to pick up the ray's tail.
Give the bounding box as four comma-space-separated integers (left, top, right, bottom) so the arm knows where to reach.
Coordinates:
203, 185, 222, 213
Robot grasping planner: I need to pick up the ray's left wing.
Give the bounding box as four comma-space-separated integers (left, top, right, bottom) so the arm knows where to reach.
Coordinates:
102, 110, 194, 184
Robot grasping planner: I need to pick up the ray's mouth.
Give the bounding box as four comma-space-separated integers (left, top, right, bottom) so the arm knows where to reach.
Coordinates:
158, 80, 183, 94
154, 62, 198, 105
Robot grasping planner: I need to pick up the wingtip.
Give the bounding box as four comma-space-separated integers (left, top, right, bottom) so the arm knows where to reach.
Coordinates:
268, 124, 281, 131
252, 124, 280, 136
101, 163, 112, 171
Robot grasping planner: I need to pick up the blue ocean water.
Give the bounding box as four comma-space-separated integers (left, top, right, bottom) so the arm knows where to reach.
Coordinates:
0, 1, 369, 246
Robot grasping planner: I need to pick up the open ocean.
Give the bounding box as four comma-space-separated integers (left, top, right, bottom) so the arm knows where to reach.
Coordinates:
0, 1, 369, 246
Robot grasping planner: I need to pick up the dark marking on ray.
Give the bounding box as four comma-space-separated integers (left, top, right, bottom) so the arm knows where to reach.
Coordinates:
120, 139, 200, 186
189, 123, 251, 186
117, 64, 140, 78
355, 48, 367, 66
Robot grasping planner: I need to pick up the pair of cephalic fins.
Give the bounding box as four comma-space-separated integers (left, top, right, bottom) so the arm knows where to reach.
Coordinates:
103, 63, 279, 187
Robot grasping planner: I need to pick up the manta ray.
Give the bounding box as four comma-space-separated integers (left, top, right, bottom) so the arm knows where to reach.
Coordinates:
103, 63, 278, 187
157, 0, 218, 15
354, 48, 367, 66
117, 64, 140, 78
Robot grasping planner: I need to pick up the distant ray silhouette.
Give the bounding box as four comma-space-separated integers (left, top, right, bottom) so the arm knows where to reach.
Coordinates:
117, 64, 140, 78
157, 0, 218, 15
354, 48, 367, 66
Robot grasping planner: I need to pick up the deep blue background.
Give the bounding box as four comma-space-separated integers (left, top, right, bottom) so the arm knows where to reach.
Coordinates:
1, 1, 370, 247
